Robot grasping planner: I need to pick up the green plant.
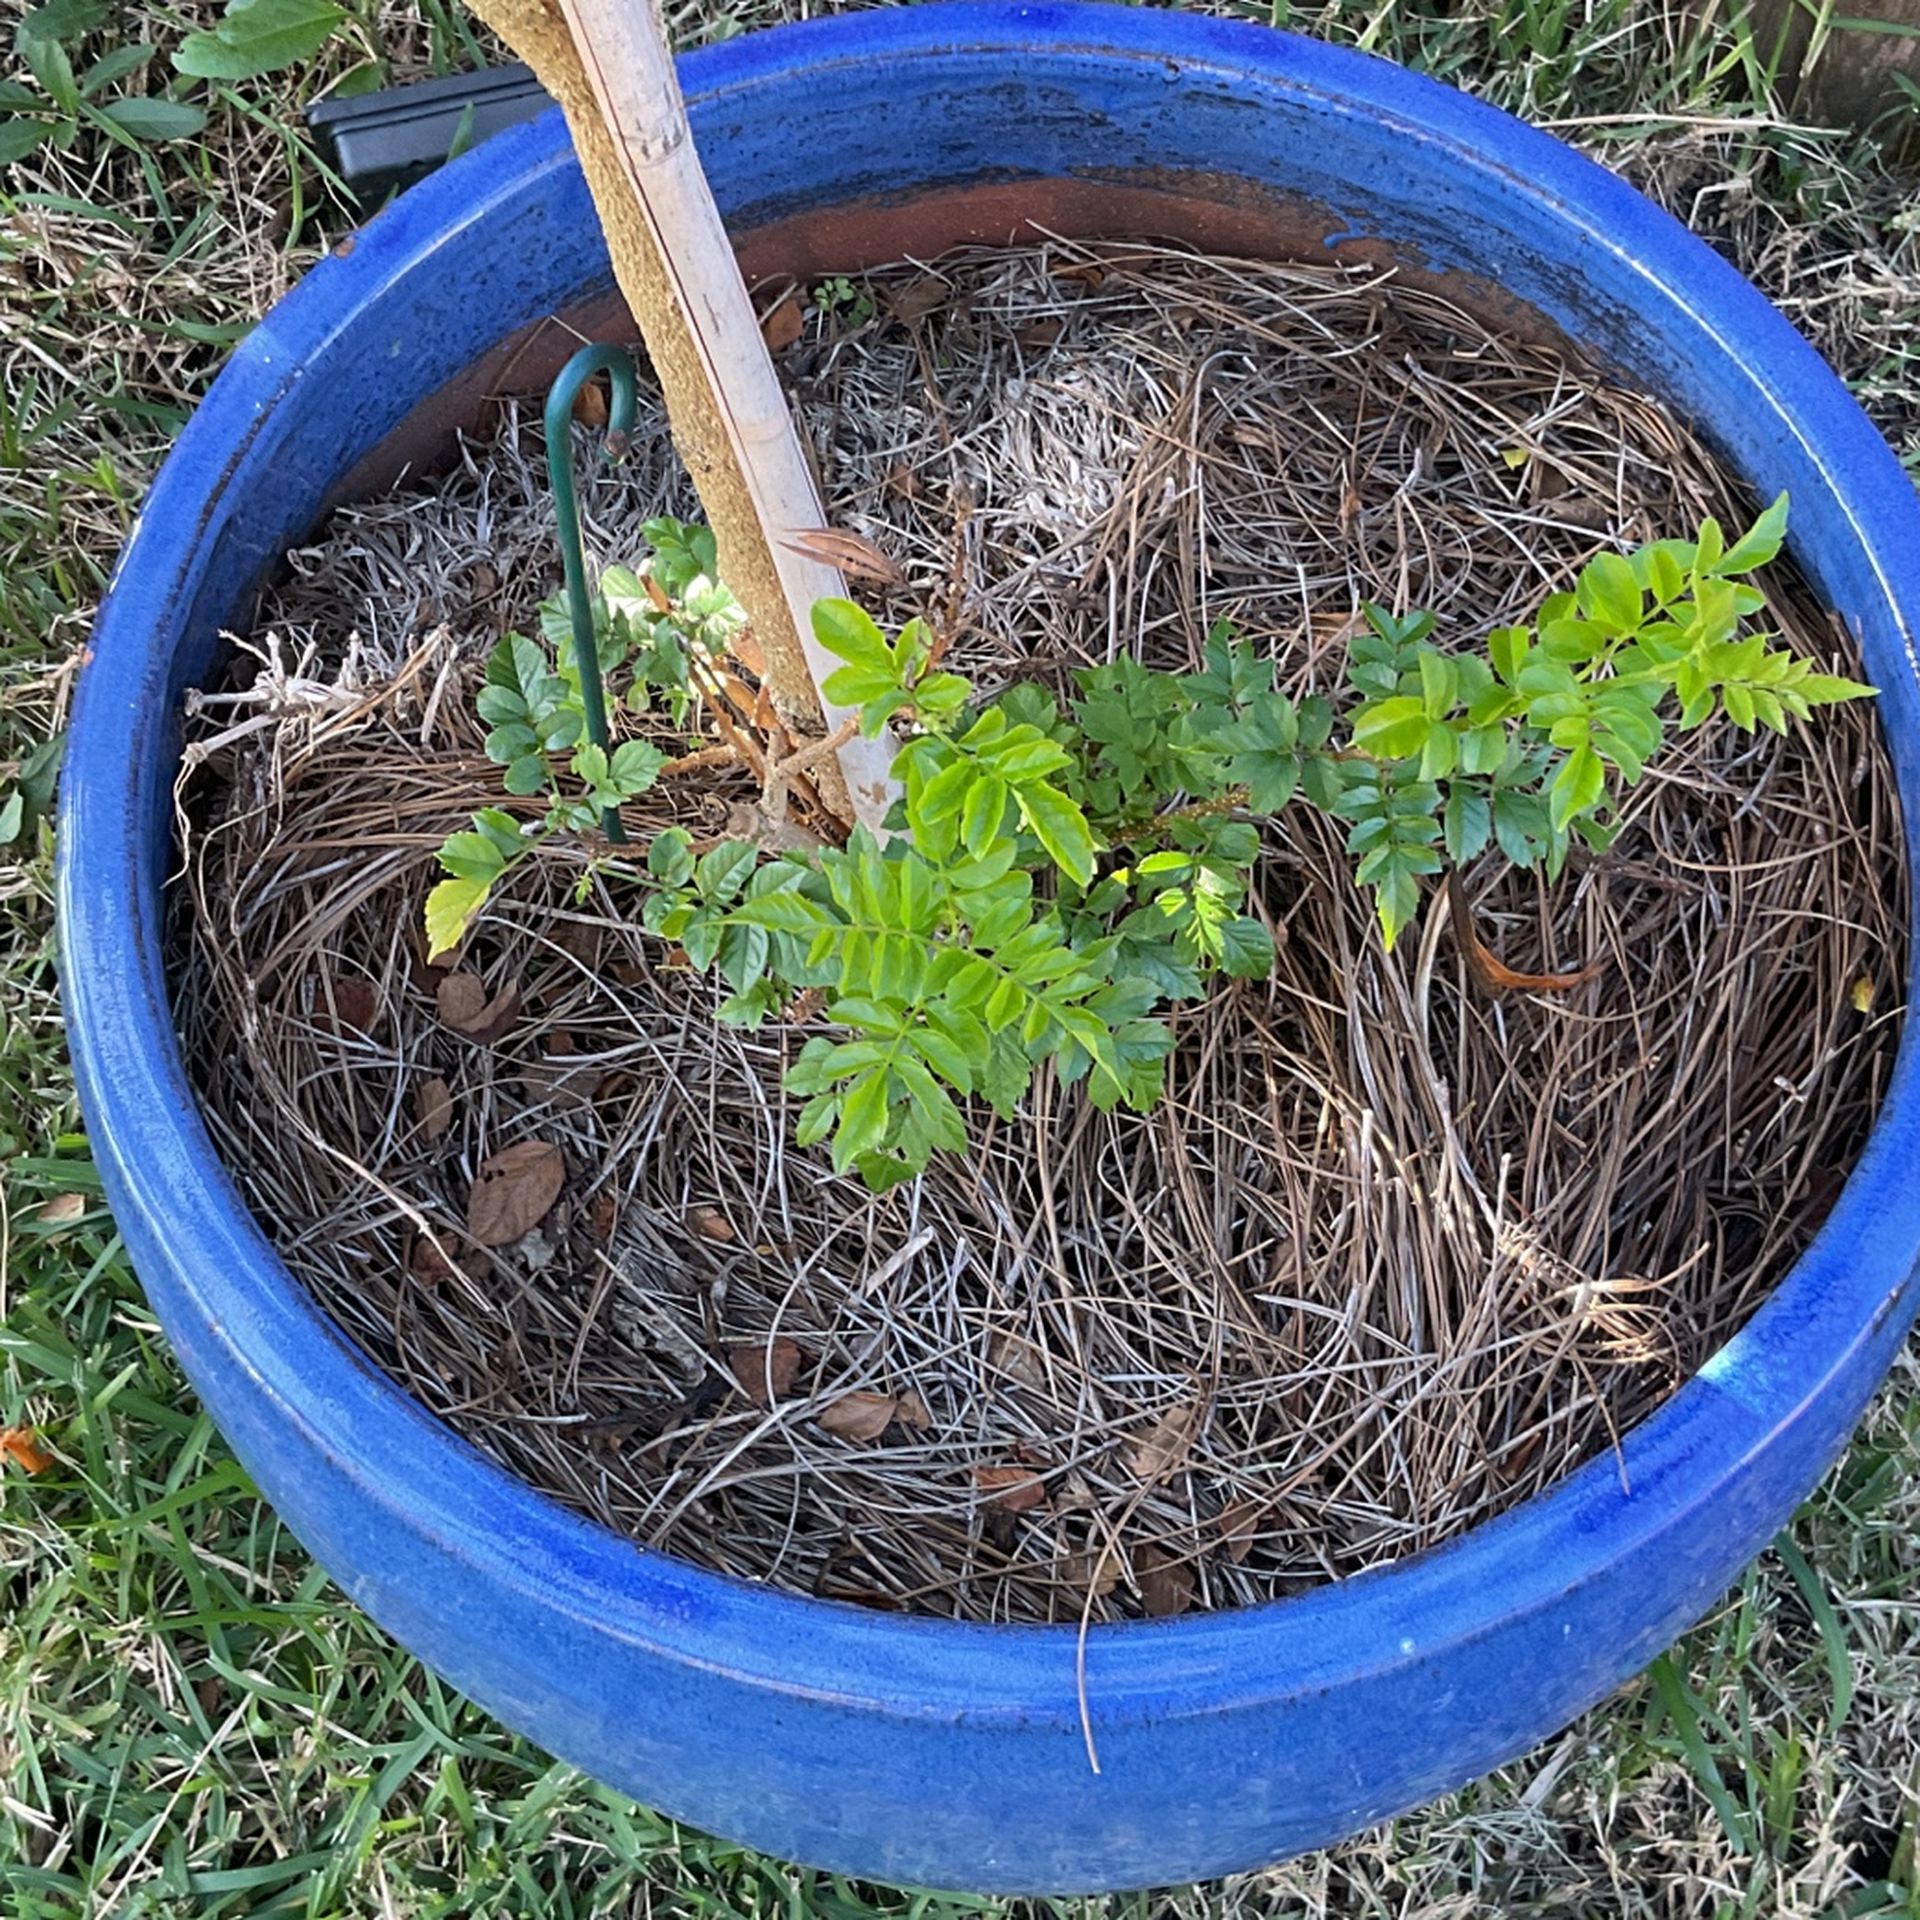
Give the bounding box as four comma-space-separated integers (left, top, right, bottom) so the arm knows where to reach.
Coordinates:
1, 0, 207, 166
172, 0, 349, 83
1336, 494, 1873, 944
429, 494, 1872, 1187
813, 273, 876, 329
423, 517, 741, 957
0, 734, 64, 849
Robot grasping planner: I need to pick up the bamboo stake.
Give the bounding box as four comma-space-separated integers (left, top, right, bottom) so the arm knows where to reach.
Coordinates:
468, 0, 898, 834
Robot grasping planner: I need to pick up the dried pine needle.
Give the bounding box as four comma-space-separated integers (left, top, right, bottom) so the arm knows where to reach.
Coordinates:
174, 241, 1906, 1625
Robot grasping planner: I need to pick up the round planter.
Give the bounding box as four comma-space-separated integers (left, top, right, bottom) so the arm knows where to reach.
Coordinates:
58, 2, 1920, 1895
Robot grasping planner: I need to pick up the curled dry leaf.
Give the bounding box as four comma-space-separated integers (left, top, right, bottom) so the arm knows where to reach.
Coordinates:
571, 377, 608, 428
37, 1192, 87, 1227
466, 1140, 565, 1247
817, 1392, 898, 1442
780, 527, 907, 587
436, 971, 522, 1043
974, 1464, 1049, 1515
688, 1205, 737, 1244
1, 1427, 54, 1475
1133, 1542, 1196, 1618
1128, 1401, 1199, 1484
322, 977, 380, 1037
760, 293, 804, 352
893, 1389, 932, 1431
415, 1076, 453, 1142
729, 1336, 802, 1408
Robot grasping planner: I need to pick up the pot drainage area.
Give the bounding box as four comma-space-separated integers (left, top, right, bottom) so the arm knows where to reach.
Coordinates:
172, 240, 1906, 1626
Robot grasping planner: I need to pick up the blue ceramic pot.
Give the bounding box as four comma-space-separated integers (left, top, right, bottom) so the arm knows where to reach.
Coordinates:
57, 3, 1920, 1894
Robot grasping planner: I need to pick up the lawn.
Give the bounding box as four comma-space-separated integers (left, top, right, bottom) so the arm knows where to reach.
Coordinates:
3, 1, 1919, 1914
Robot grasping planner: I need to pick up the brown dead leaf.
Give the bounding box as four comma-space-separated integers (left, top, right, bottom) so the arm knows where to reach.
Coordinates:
1052, 1469, 1095, 1515
1051, 260, 1105, 287
571, 378, 608, 428
1553, 496, 1614, 532
688, 1205, 737, 1244
1128, 1401, 1199, 1484
974, 1464, 1049, 1515
518, 1052, 600, 1115
593, 1068, 636, 1106
894, 1389, 932, 1431
817, 1392, 898, 1442
780, 527, 907, 587
888, 273, 949, 324
987, 1331, 1047, 1392
1214, 1499, 1266, 1565
1, 1427, 54, 1475
322, 977, 380, 1037
1495, 1430, 1543, 1484
466, 1140, 564, 1247
882, 462, 920, 501
408, 1232, 459, 1285
729, 1337, 803, 1407
588, 1190, 618, 1242
37, 1192, 87, 1226
1134, 1542, 1196, 1618
1013, 315, 1063, 351
415, 1076, 453, 1142
436, 972, 522, 1043
760, 294, 804, 351
727, 623, 767, 678
1063, 1546, 1122, 1599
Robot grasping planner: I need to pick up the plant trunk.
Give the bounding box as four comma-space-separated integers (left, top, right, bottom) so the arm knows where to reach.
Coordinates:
467, 0, 899, 833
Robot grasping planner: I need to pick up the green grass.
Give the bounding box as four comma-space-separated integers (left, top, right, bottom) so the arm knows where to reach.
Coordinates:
3, 1, 1919, 1913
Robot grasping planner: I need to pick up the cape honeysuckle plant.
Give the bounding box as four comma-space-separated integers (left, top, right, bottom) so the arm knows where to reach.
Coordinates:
427, 494, 1872, 1189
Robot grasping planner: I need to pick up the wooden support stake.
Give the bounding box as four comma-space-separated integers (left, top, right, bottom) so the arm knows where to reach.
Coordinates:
468, 0, 899, 834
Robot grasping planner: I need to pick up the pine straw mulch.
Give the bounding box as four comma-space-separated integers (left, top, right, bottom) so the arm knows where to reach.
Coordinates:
173, 240, 1906, 1627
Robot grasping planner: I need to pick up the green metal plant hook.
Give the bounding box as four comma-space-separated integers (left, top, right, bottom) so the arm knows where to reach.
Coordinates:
544, 342, 640, 844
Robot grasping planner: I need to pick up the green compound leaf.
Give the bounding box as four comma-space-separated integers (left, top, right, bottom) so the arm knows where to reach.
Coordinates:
1717, 492, 1789, 575
1549, 743, 1607, 830
1216, 915, 1277, 980
1577, 550, 1644, 636
1015, 781, 1097, 887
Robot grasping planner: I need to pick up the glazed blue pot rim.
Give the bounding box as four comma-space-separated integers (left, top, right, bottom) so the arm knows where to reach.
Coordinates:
60, 2, 1920, 1725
